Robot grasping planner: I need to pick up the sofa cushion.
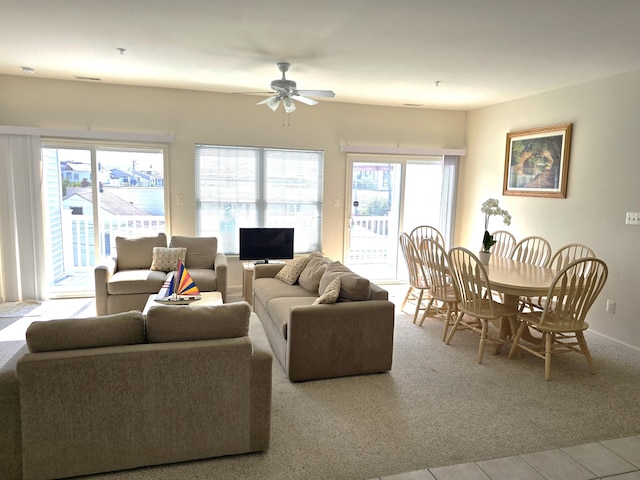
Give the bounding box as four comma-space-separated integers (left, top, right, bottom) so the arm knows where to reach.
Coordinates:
116, 233, 167, 270
186, 268, 217, 292
253, 278, 317, 305
265, 297, 317, 339
150, 247, 187, 272
318, 261, 371, 301
298, 252, 328, 293
313, 277, 341, 305
169, 236, 217, 269
146, 302, 250, 343
275, 256, 311, 285
107, 269, 168, 295
25, 311, 146, 353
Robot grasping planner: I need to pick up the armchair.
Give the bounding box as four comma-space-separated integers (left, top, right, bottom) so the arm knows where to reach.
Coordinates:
95, 234, 227, 315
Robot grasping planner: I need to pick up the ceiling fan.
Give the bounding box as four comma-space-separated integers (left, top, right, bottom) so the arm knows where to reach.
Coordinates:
256, 62, 335, 113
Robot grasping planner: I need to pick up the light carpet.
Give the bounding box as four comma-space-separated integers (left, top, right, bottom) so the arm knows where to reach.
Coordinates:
2, 300, 639, 480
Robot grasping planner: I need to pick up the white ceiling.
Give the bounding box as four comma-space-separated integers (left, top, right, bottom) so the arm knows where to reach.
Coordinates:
2, 0, 640, 111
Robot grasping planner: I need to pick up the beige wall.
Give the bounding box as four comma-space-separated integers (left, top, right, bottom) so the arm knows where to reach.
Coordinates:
3, 70, 638, 349
460, 68, 640, 350
0, 75, 466, 288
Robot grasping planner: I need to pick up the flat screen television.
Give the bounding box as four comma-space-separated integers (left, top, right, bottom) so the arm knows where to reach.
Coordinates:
239, 228, 294, 264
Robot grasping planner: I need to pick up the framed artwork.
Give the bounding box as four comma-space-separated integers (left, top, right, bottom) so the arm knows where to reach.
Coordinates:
503, 123, 572, 198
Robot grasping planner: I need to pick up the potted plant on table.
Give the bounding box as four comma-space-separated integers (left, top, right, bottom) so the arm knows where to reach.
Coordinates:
479, 198, 511, 264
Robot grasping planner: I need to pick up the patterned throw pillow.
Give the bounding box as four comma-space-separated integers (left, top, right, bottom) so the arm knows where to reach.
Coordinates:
150, 247, 187, 272
313, 277, 341, 305
274, 256, 311, 285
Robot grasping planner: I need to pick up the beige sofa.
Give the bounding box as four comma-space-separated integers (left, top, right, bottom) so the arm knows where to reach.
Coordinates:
0, 303, 272, 480
252, 252, 395, 381
95, 233, 227, 315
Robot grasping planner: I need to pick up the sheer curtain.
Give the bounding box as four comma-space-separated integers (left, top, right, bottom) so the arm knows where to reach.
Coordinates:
0, 134, 47, 302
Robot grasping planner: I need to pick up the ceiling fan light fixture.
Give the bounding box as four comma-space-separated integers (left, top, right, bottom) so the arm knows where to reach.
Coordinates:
267, 97, 280, 111
283, 97, 296, 113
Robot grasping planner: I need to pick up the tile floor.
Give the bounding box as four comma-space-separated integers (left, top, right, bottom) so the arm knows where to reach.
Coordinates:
369, 435, 640, 480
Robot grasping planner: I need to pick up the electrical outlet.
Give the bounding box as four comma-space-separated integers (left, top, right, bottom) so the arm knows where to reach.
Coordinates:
606, 300, 616, 314
625, 212, 640, 225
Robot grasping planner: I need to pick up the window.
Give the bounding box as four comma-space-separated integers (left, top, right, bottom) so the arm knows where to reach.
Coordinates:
42, 142, 166, 296
195, 145, 323, 255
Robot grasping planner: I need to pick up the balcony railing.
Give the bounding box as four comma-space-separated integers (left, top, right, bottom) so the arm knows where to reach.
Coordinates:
61, 213, 165, 270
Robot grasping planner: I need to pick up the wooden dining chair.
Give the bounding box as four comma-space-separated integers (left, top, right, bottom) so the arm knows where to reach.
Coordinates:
419, 238, 458, 341
490, 230, 516, 258
510, 235, 552, 267
399, 233, 431, 324
508, 257, 608, 380
445, 247, 519, 363
522, 243, 596, 311
409, 225, 445, 249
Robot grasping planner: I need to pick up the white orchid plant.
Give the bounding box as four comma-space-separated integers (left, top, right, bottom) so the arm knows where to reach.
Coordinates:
480, 198, 512, 252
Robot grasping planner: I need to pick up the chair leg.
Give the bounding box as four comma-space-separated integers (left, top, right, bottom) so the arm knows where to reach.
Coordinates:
418, 297, 435, 326
544, 332, 553, 381
401, 287, 412, 312
478, 319, 488, 364
508, 321, 526, 359
441, 303, 452, 342
412, 290, 424, 324
576, 331, 597, 375
445, 311, 464, 344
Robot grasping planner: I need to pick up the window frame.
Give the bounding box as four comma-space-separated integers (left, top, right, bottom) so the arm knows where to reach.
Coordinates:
195, 144, 324, 256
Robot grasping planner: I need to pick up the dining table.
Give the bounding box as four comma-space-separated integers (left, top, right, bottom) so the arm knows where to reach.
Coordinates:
483, 254, 558, 346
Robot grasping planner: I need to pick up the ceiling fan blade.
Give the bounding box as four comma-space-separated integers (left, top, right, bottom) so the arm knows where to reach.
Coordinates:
257, 95, 277, 105
257, 95, 281, 111
297, 89, 335, 98
291, 95, 319, 106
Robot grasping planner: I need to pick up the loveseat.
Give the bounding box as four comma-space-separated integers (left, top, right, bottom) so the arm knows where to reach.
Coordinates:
252, 252, 395, 381
95, 233, 227, 315
0, 302, 272, 480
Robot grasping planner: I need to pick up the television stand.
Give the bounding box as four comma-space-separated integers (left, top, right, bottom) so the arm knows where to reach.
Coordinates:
253, 259, 269, 265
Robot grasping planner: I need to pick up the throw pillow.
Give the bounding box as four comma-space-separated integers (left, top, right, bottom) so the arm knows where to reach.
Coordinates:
146, 302, 250, 343
150, 247, 187, 272
26, 311, 146, 353
318, 261, 371, 301
116, 233, 167, 270
313, 277, 341, 305
275, 256, 311, 285
298, 251, 328, 293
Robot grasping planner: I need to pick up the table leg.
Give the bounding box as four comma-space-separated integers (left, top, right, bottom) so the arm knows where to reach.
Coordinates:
495, 293, 541, 353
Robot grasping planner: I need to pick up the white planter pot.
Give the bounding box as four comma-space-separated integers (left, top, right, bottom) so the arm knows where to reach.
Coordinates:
478, 251, 491, 265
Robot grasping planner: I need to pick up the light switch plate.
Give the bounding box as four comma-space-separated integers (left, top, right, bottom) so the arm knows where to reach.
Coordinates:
625, 212, 640, 225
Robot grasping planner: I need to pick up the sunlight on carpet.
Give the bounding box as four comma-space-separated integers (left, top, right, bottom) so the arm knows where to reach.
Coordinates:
0, 300, 45, 318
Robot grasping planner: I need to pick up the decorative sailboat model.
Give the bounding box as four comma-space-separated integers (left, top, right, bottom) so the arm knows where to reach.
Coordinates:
156, 259, 201, 304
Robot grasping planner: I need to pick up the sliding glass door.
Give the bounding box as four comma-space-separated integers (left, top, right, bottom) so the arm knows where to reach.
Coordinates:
345, 155, 457, 282
42, 142, 167, 297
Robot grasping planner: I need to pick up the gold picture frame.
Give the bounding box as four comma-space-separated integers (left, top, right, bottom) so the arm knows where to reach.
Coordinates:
503, 123, 572, 198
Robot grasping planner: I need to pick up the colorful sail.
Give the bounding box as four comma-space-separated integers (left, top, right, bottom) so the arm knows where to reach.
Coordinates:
157, 271, 175, 299
174, 259, 200, 296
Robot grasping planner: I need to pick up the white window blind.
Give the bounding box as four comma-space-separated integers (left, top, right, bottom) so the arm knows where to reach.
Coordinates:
195, 145, 323, 255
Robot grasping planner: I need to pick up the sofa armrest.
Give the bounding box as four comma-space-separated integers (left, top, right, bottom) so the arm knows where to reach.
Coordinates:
286, 300, 395, 381
253, 263, 285, 280
214, 252, 228, 303
94, 257, 117, 316
248, 315, 272, 451
0, 345, 29, 480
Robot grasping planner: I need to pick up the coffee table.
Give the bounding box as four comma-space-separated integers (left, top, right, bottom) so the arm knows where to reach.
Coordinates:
142, 291, 223, 317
